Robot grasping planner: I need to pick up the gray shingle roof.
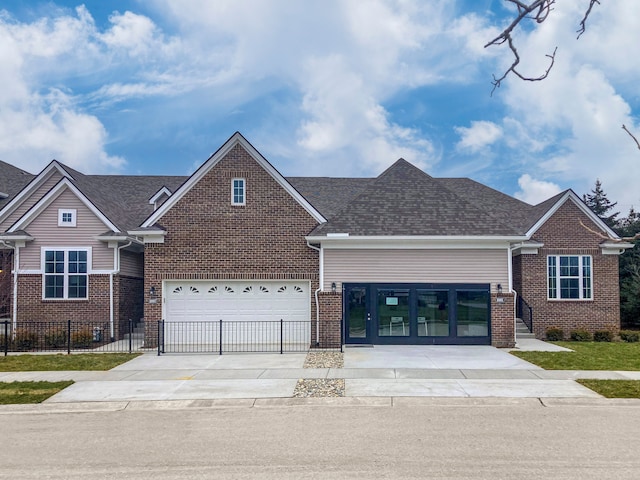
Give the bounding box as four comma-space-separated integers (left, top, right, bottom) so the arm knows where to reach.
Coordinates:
1, 156, 568, 237
310, 159, 522, 236
286, 177, 373, 218
0, 161, 34, 210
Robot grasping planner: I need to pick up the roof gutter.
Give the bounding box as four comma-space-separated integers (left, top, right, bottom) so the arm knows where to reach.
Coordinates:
306, 241, 322, 347
0, 240, 18, 333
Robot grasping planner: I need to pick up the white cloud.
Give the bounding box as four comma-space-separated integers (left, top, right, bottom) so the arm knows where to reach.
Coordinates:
514, 174, 562, 205
492, 0, 640, 208
455, 121, 503, 152
0, 7, 128, 173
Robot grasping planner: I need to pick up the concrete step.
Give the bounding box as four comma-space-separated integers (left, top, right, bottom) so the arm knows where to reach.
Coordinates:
516, 332, 536, 339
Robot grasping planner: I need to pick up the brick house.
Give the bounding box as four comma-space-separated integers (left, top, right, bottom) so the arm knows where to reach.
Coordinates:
0, 132, 631, 348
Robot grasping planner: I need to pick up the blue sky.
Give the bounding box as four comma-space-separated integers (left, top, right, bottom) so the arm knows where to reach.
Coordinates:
1, 1, 639, 209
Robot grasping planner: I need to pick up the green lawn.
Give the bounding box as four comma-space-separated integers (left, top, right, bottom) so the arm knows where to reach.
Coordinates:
0, 381, 74, 404
577, 380, 640, 398
0, 353, 140, 371
511, 342, 640, 370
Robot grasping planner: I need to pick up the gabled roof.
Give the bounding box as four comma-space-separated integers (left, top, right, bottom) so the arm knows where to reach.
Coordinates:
7, 178, 119, 233
141, 132, 326, 228
0, 161, 34, 210
525, 189, 620, 239
311, 159, 521, 237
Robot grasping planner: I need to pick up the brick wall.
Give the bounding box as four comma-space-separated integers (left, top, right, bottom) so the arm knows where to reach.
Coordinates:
0, 250, 12, 318
515, 200, 621, 339
317, 291, 342, 348
144, 143, 320, 342
17, 273, 113, 324
491, 293, 515, 347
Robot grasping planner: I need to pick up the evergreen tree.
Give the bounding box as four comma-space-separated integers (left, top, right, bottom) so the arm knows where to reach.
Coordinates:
583, 179, 620, 230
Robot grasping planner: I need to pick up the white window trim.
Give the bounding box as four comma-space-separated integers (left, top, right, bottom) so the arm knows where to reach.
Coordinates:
41, 247, 92, 300
231, 178, 246, 206
57, 209, 77, 227
547, 255, 593, 301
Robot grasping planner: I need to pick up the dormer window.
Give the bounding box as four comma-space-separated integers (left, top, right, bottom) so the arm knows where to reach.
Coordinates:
58, 209, 77, 227
232, 178, 245, 206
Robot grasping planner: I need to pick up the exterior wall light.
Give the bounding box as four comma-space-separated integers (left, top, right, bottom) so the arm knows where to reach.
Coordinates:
331, 282, 337, 293
497, 284, 503, 295
149, 286, 157, 297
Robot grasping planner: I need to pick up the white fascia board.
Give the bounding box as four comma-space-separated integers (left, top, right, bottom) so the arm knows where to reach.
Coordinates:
141, 132, 327, 228
305, 235, 527, 250
526, 191, 620, 240
7, 178, 119, 233
0, 161, 72, 224
511, 241, 544, 255
148, 186, 172, 204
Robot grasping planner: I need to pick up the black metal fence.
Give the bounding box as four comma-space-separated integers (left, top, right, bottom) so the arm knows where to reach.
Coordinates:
1, 320, 145, 355
1, 319, 343, 355
516, 296, 533, 333
157, 319, 343, 355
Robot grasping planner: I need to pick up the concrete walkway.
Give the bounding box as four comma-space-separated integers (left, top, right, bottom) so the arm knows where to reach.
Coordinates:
1, 344, 639, 403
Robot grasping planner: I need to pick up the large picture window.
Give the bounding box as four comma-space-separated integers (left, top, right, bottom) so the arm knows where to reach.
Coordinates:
43, 249, 88, 299
548, 255, 592, 300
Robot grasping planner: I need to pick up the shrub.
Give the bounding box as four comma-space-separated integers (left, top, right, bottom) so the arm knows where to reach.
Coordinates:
44, 329, 68, 349
570, 329, 593, 342
71, 329, 93, 349
620, 330, 640, 343
13, 330, 40, 351
545, 327, 564, 341
593, 330, 614, 342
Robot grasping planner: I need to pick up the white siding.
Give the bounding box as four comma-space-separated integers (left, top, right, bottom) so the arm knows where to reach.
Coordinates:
18, 188, 114, 271
323, 249, 508, 291
120, 250, 143, 278
0, 171, 63, 232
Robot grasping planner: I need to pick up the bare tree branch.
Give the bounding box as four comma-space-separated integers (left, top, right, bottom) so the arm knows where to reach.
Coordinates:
580, 220, 640, 243
577, 0, 600, 38
622, 124, 640, 151
486, 0, 600, 93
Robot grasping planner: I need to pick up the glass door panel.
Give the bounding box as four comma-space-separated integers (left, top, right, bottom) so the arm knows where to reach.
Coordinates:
417, 290, 449, 336
346, 286, 368, 341
377, 288, 409, 337
456, 290, 489, 337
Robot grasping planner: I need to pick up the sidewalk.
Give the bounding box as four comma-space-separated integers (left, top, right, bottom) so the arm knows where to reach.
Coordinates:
1, 344, 639, 403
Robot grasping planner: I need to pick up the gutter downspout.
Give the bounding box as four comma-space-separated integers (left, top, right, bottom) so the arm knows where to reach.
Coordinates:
306, 241, 321, 346
110, 241, 132, 341
0, 241, 17, 333
508, 244, 517, 347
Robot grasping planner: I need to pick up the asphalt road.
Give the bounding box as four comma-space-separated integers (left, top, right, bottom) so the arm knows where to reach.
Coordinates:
1, 401, 639, 479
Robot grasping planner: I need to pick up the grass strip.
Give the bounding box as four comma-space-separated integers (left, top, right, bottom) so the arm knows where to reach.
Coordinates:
0, 353, 140, 371
577, 380, 640, 398
511, 342, 640, 370
0, 381, 74, 404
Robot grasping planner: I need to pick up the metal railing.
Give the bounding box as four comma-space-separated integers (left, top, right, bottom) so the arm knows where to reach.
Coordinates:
516, 296, 533, 333
157, 319, 343, 355
1, 319, 344, 355
1, 320, 145, 355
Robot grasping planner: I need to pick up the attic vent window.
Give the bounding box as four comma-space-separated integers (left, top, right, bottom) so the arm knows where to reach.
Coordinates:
58, 209, 77, 227
232, 178, 245, 206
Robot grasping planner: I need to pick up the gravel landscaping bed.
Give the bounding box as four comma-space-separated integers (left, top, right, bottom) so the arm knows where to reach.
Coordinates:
293, 378, 345, 397
303, 351, 344, 369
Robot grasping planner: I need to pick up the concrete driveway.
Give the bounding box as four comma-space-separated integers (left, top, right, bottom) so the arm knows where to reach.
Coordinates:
26, 344, 616, 403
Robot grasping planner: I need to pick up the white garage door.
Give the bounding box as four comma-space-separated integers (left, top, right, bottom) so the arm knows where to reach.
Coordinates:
163, 280, 311, 347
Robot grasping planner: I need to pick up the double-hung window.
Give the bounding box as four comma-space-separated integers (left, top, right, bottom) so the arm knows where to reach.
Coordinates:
232, 178, 245, 205
547, 255, 592, 300
43, 249, 88, 299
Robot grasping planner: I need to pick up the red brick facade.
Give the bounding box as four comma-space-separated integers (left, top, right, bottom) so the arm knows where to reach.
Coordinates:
513, 200, 621, 339
491, 293, 515, 348
12, 273, 142, 340
143, 143, 321, 343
